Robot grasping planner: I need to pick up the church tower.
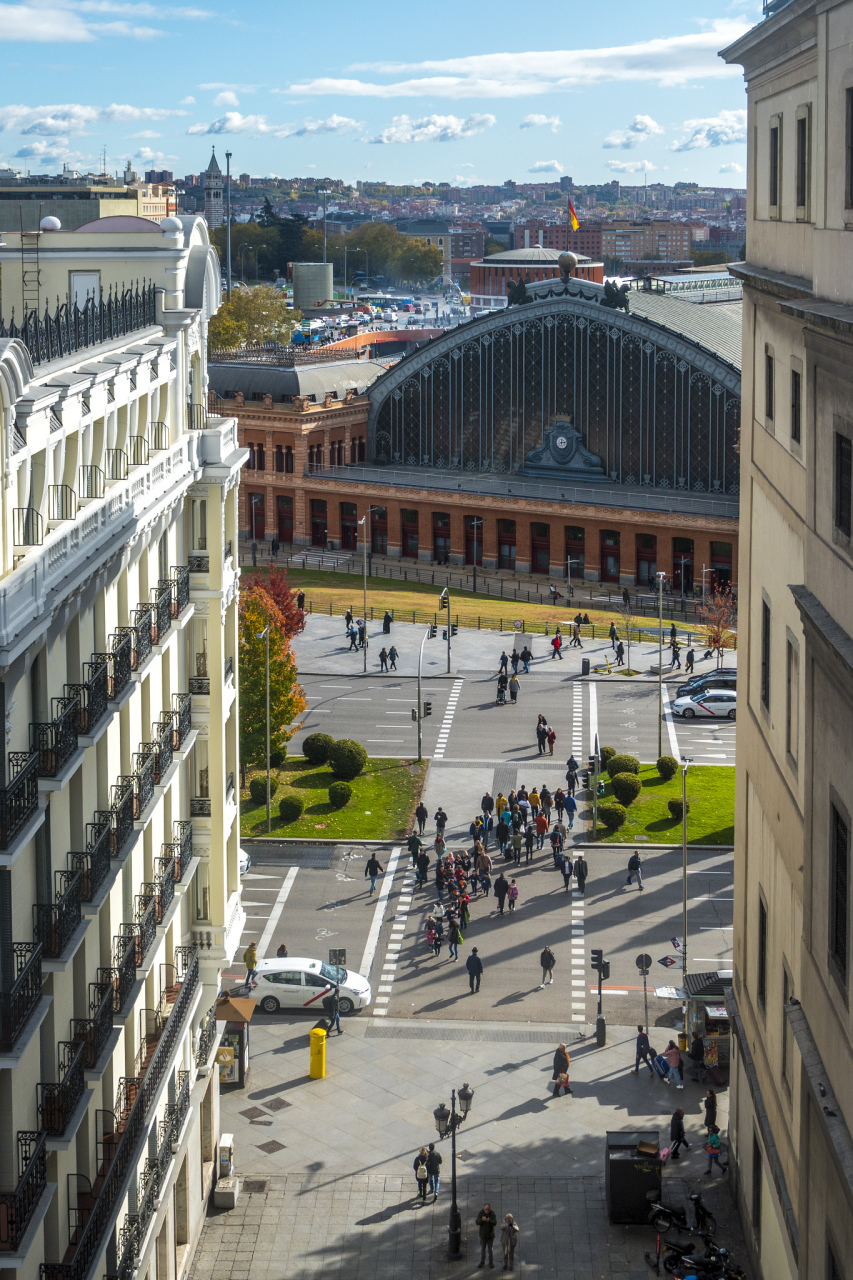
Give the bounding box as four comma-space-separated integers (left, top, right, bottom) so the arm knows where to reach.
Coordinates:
202, 148, 223, 229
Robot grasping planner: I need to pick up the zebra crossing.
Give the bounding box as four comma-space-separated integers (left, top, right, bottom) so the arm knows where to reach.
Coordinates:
373, 860, 415, 1016
432, 678, 464, 759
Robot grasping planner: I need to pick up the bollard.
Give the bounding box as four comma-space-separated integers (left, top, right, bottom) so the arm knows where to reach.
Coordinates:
677, 1030, 688, 1053
309, 1026, 326, 1079
596, 1015, 607, 1047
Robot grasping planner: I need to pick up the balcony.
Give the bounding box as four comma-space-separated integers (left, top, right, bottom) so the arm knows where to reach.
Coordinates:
130, 604, 154, 670
30, 695, 80, 779
189, 796, 211, 818
150, 582, 172, 647
131, 748, 156, 820
152, 719, 173, 785
78, 465, 105, 502
134, 1008, 163, 1078
100, 631, 133, 703
187, 552, 209, 574
132, 891, 158, 966
151, 851, 176, 921
48, 485, 78, 525
104, 449, 128, 482
195, 1002, 217, 1069
186, 403, 209, 431
68, 816, 111, 903
127, 436, 149, 468
104, 932, 137, 1014
66, 654, 110, 738
105, 777, 135, 859
0, 281, 156, 368
71, 977, 114, 1070
171, 693, 192, 751
33, 870, 82, 960
0, 1132, 47, 1254
149, 421, 169, 450
0, 750, 40, 852
170, 565, 190, 619
13, 507, 43, 548
0, 942, 43, 1054
38, 1040, 86, 1137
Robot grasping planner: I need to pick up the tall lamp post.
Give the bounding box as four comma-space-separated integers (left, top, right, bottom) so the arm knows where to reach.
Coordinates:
567, 556, 582, 599
433, 1084, 475, 1259
318, 189, 332, 264
657, 571, 666, 759
469, 517, 484, 594
256, 626, 271, 833
225, 150, 232, 301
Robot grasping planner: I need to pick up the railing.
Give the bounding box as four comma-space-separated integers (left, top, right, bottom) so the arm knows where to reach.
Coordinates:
0, 750, 40, 851
71, 977, 114, 1069
66, 654, 110, 736
107, 630, 133, 699
13, 508, 42, 547
38, 1040, 86, 1136
134, 1008, 163, 1078
131, 603, 154, 669
133, 892, 158, 965
149, 421, 169, 450
153, 717, 173, 783
186, 403, 209, 431
68, 816, 112, 902
175, 821, 193, 879
188, 553, 209, 573
39, 949, 199, 1280
127, 436, 149, 467
48, 485, 78, 523
104, 931, 136, 1013
115, 1210, 141, 1280
0, 281, 156, 368
225, 655, 233, 681
132, 747, 156, 818
188, 675, 210, 695
170, 565, 190, 618
0, 1132, 47, 1253
190, 796, 211, 818
171, 693, 192, 750
0, 942, 43, 1053
33, 869, 82, 960
152, 850, 176, 920
30, 694, 80, 777
195, 1002, 218, 1068
150, 582, 172, 646
104, 449, 128, 482
107, 777, 135, 858
78, 465, 105, 501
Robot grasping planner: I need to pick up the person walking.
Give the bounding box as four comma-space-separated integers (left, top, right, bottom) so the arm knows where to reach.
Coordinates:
344, 607, 353, 632
510, 828, 523, 865
243, 941, 258, 988
507, 879, 519, 914
466, 947, 483, 993
432, 915, 444, 957
540, 945, 556, 987
365, 853, 384, 895
566, 756, 579, 794
510, 649, 520, 674
615, 640, 625, 667
705, 1125, 723, 1176
348, 625, 359, 651
689, 1032, 706, 1082
481, 791, 495, 825
388, 645, 398, 670
561, 853, 573, 892
670, 640, 681, 669
499, 650, 509, 675
669, 1108, 690, 1160
496, 815, 510, 859
519, 645, 531, 674
434, 807, 448, 837
408, 831, 423, 865
357, 621, 366, 648
297, 590, 306, 612
609, 621, 618, 651
476, 1203, 497, 1268
551, 631, 563, 660
704, 1089, 718, 1133
447, 916, 462, 961
685, 647, 695, 675
626, 850, 644, 890
500, 1214, 520, 1272
494, 872, 510, 915
554, 787, 566, 821
476, 847, 493, 881
326, 986, 342, 1036
536, 720, 548, 755
413, 1147, 430, 1201
573, 853, 588, 895
663, 1039, 683, 1088
415, 848, 430, 888
534, 810, 549, 851
509, 673, 520, 704
549, 827, 564, 867
270, 536, 279, 561
427, 1143, 442, 1200
415, 801, 428, 835
632, 1024, 655, 1076
669, 622, 677, 646
540, 786, 552, 821
571, 622, 582, 648
552, 1042, 572, 1096
546, 725, 557, 756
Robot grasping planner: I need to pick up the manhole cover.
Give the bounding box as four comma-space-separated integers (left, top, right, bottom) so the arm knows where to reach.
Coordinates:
256, 1139, 286, 1154
265, 1097, 291, 1112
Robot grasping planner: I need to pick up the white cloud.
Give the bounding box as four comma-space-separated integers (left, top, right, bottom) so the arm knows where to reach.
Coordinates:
214, 90, 239, 107
14, 137, 70, 158
134, 145, 177, 162
719, 161, 744, 173
520, 113, 561, 131
179, 95, 195, 105
285, 22, 748, 98
129, 129, 161, 138
277, 114, 362, 138
603, 113, 663, 149
528, 159, 564, 174
0, 102, 187, 136
604, 158, 656, 173
368, 112, 495, 144
73, 2, 210, 14
670, 108, 746, 150
186, 112, 273, 135
198, 81, 259, 92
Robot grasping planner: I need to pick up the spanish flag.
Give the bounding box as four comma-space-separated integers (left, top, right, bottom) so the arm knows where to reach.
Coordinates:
568, 198, 580, 232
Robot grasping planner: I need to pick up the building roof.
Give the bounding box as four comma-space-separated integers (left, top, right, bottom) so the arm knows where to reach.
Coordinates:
628, 292, 743, 370
74, 215, 162, 233
402, 219, 450, 235
205, 149, 221, 176
208, 358, 386, 401
480, 246, 591, 265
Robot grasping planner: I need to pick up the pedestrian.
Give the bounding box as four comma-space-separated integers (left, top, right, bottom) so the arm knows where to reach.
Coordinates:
357, 622, 366, 648
416, 848, 430, 887
520, 645, 532, 673
564, 791, 577, 831
573, 854, 588, 894
622, 588, 630, 607
476, 1203, 497, 1268
365, 853, 384, 895
434, 807, 448, 836
689, 1032, 706, 1081
669, 1108, 690, 1160
481, 791, 495, 824
508, 879, 519, 914
685, 647, 695, 674
348, 625, 359, 651
271, 536, 280, 560
447, 917, 461, 961
469, 815, 485, 846
433, 916, 444, 957
509, 674, 520, 704
704, 1089, 718, 1132
466, 947, 483, 993
632, 1024, 655, 1076
552, 1041, 572, 1096
408, 831, 423, 865
501, 1214, 520, 1272
609, 621, 618, 650
566, 755, 579, 794
413, 1146, 429, 1200
535, 811, 549, 851
670, 641, 681, 669
435, 859, 447, 903
705, 1125, 723, 1176
243, 941, 258, 988
510, 648, 520, 674
344, 607, 353, 631
663, 1039, 683, 1089
382, 609, 392, 634
535, 720, 548, 755
510, 829, 523, 865
427, 1142, 442, 1200
554, 788, 566, 820
626, 850, 643, 889
495, 792, 508, 818
615, 640, 625, 667
561, 854, 573, 892
496, 672, 508, 705
388, 645, 398, 670
551, 631, 563, 660
276, 943, 288, 958
379, 647, 389, 672
499, 650, 509, 674
571, 622, 582, 648
546, 726, 557, 755
415, 801, 428, 835
540, 945, 556, 987
496, 816, 510, 858
326, 986, 342, 1036
540, 786, 552, 821
669, 622, 677, 645
549, 828, 564, 867
494, 872, 509, 914
297, 590, 306, 612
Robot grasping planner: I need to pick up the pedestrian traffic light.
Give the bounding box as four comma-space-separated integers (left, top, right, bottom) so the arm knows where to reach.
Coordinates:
423, 701, 432, 717
591, 948, 603, 970
442, 628, 448, 640
429, 624, 437, 638
451, 623, 458, 636
597, 779, 606, 796
601, 960, 611, 980
411, 708, 418, 722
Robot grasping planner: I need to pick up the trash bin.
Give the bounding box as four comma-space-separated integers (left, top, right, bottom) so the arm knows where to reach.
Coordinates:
605, 1131, 662, 1223
581, 658, 590, 676
677, 1031, 688, 1052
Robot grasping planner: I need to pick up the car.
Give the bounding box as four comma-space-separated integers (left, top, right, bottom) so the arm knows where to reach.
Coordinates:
679, 665, 737, 689
671, 689, 737, 720
406, 315, 421, 326
676, 671, 737, 699
239, 847, 251, 876
251, 956, 372, 1015
413, 294, 422, 301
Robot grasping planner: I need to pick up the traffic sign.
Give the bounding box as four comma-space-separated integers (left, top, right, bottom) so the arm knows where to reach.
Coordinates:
329, 949, 347, 966
658, 955, 683, 969
635, 953, 652, 973
671, 937, 683, 952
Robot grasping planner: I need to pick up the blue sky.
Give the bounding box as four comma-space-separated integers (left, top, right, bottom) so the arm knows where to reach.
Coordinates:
0, 0, 760, 185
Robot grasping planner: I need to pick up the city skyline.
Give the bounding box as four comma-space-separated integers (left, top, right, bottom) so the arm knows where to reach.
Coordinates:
0, 0, 760, 187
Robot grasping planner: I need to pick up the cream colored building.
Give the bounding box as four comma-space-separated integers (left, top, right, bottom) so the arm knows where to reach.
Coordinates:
722, 4, 853, 1277
0, 214, 246, 1280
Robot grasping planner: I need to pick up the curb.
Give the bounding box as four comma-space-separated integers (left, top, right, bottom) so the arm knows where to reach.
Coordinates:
241, 837, 733, 852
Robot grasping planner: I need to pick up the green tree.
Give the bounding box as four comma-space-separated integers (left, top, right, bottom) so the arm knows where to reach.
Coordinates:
483, 237, 505, 256
238, 589, 306, 771
690, 249, 731, 267
208, 285, 300, 351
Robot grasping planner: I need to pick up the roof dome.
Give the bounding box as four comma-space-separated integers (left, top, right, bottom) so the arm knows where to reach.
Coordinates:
40, 215, 61, 232
484, 246, 569, 264
160, 216, 183, 232
74, 215, 162, 233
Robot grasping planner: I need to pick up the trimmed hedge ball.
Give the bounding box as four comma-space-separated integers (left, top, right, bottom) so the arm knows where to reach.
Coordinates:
606, 753, 641, 779
656, 755, 679, 781
302, 733, 335, 765
600, 746, 617, 766
598, 802, 627, 832
610, 772, 642, 806
328, 738, 369, 780
668, 797, 690, 821
278, 793, 305, 823
270, 748, 286, 769
328, 781, 353, 809
249, 775, 279, 805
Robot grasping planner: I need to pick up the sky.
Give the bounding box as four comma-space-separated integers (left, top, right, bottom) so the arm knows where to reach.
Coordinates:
0, 0, 761, 186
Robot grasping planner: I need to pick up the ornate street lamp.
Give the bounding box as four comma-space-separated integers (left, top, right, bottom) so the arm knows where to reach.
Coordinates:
433, 1084, 475, 1258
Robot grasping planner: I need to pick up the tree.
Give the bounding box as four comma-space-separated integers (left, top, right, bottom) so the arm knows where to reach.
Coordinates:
243, 565, 305, 639
483, 237, 505, 256
238, 589, 306, 772
696, 584, 738, 667
208, 285, 300, 351
690, 249, 731, 267
615, 597, 639, 672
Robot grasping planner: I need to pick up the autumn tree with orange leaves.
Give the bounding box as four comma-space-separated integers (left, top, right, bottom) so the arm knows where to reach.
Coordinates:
238, 583, 306, 780
696, 585, 738, 667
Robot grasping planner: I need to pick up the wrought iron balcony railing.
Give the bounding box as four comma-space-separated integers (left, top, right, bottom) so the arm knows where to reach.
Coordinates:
171, 693, 192, 750
0, 281, 156, 368
104, 449, 128, 482
150, 582, 172, 646
78, 465, 105, 501
131, 603, 154, 669
170, 565, 190, 618
153, 718, 173, 784
67, 815, 112, 903
0, 750, 40, 852
108, 630, 133, 700
104, 931, 136, 1014
66, 654, 110, 737
176, 820, 193, 879
71, 976, 114, 1069
131, 747, 156, 818
133, 892, 158, 965
188, 675, 210, 695
149, 421, 169, 450
106, 776, 135, 858
151, 852, 176, 922
186, 403, 209, 431
30, 695, 80, 778
48, 485, 77, 523
195, 1002, 218, 1067
134, 1007, 163, 1079
0, 1131, 47, 1253
38, 1040, 86, 1136
33, 869, 82, 960
127, 436, 149, 468
190, 796, 211, 818
188, 552, 209, 573
13, 508, 43, 547
0, 942, 43, 1053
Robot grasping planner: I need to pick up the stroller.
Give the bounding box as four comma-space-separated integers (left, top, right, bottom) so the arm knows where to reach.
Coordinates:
496, 676, 508, 705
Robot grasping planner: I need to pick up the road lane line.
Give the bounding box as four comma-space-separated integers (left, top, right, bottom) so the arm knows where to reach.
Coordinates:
660, 686, 680, 758
257, 866, 298, 958
359, 846, 402, 981
589, 683, 598, 755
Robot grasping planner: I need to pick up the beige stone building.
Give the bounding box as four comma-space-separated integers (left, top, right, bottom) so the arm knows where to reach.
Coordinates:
0, 214, 245, 1280
722, 3, 853, 1276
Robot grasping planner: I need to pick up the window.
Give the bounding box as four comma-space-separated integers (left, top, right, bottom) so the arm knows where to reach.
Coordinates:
835, 431, 852, 538
769, 119, 781, 214
761, 599, 771, 711
246, 443, 256, 470
256, 443, 265, 471
285, 446, 293, 474
847, 88, 853, 210
796, 109, 810, 213
786, 636, 799, 763
830, 803, 849, 986
752, 1134, 763, 1240
757, 897, 768, 1009
275, 444, 284, 472
782, 965, 793, 1093
765, 351, 775, 423
791, 369, 802, 444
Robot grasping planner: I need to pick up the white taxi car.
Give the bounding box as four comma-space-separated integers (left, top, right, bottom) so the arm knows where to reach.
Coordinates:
252, 957, 372, 1016
671, 689, 737, 720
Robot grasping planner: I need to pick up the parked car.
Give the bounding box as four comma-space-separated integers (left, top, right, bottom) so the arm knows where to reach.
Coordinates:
676, 671, 737, 699
671, 689, 737, 720
251, 957, 372, 1015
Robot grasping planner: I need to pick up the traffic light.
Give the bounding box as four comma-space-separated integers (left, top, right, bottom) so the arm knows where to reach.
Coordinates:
442, 629, 448, 640
581, 769, 590, 789
439, 588, 448, 609
429, 624, 437, 639
451, 623, 458, 636
591, 948, 603, 970
411, 708, 418, 722
601, 960, 611, 980
597, 779, 606, 796
423, 701, 432, 717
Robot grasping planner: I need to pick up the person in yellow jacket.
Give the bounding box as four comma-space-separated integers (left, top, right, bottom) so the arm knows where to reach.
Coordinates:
243, 942, 258, 988
495, 792, 507, 817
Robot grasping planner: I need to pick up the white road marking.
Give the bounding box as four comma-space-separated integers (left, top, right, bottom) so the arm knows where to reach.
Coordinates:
660, 686, 681, 758
433, 679, 465, 760
359, 846, 402, 980
257, 867, 299, 959
589, 683, 598, 755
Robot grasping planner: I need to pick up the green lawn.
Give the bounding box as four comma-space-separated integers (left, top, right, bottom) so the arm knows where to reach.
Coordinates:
240, 755, 426, 840
596, 765, 735, 845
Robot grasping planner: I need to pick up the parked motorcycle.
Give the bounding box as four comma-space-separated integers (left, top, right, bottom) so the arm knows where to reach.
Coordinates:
647, 1190, 717, 1236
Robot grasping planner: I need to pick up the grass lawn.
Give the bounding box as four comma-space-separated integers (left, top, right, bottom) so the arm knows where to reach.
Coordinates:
596, 764, 735, 846
247, 566, 712, 642
240, 755, 426, 840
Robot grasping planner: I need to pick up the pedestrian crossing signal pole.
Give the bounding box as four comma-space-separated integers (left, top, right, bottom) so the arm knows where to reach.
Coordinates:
416, 625, 431, 763
591, 949, 610, 1046
439, 587, 450, 673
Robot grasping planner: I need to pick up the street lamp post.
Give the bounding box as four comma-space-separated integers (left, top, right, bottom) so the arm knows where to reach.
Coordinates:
256, 627, 271, 833
657, 571, 666, 760
433, 1084, 474, 1259
225, 150, 232, 301
469, 517, 484, 594
681, 755, 692, 1038
318, 190, 332, 264
567, 556, 582, 599
416, 625, 429, 762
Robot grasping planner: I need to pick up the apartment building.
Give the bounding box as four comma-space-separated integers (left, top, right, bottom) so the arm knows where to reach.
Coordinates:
721, 3, 853, 1277
0, 214, 245, 1280
0, 177, 175, 234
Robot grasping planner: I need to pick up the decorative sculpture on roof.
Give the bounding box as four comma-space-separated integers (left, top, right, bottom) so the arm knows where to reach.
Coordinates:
521, 420, 606, 480
601, 279, 630, 312
506, 275, 531, 306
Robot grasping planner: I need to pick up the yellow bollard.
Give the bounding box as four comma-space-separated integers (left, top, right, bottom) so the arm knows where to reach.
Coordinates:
309, 1026, 326, 1079
677, 1031, 688, 1053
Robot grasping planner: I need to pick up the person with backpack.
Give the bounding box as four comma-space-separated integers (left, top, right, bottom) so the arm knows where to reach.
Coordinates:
632, 1024, 655, 1076
663, 1039, 683, 1088
365, 853, 384, 895
685, 647, 695, 675
426, 1143, 442, 1200
413, 1146, 430, 1200
507, 879, 519, 914
705, 1125, 723, 1176
627, 850, 643, 890
540, 945, 556, 987
573, 854, 589, 895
